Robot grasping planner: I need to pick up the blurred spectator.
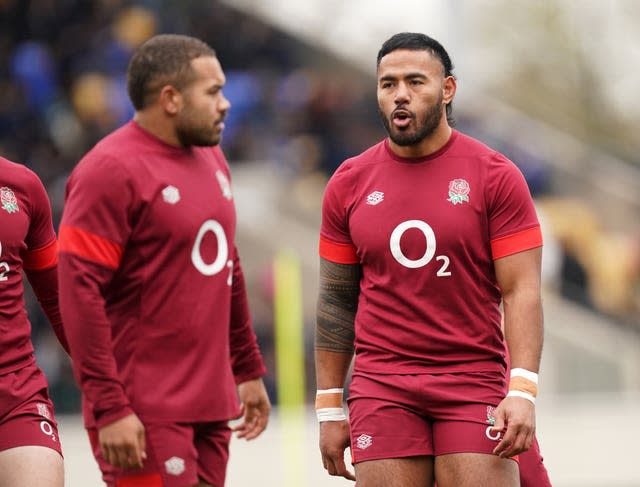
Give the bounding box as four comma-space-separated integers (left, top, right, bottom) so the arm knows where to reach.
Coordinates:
10, 41, 59, 112
538, 197, 640, 325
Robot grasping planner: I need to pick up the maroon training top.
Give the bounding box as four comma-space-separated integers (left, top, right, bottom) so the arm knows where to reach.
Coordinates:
59, 121, 266, 428
0, 156, 66, 374
320, 131, 542, 376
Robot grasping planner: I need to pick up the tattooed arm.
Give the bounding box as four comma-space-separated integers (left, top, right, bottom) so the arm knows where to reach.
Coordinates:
315, 257, 361, 388
315, 257, 361, 481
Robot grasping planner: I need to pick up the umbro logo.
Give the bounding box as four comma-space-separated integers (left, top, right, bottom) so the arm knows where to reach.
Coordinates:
162, 185, 180, 204
356, 434, 373, 449
165, 456, 185, 476
366, 191, 384, 206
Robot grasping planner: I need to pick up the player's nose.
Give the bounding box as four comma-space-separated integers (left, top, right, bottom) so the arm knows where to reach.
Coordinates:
394, 85, 410, 104
219, 92, 231, 112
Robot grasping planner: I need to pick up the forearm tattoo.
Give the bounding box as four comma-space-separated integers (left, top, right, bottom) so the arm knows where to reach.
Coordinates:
315, 258, 361, 353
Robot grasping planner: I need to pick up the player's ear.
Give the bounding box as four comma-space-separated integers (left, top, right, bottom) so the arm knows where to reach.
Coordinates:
158, 85, 183, 116
442, 76, 456, 105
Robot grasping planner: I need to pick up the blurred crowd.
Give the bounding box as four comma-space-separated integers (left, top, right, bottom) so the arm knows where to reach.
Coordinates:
1, 0, 638, 411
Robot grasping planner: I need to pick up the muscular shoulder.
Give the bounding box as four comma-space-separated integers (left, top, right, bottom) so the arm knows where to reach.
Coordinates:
65, 147, 136, 218
328, 140, 386, 187
69, 126, 140, 190
0, 155, 25, 176
449, 131, 499, 160
453, 131, 516, 170
74, 120, 160, 173
0, 156, 42, 188
0, 156, 49, 210
69, 152, 130, 197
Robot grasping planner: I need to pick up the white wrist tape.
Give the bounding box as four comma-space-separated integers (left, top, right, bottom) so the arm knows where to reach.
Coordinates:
316, 388, 344, 395
510, 368, 539, 384
507, 390, 536, 405
316, 407, 348, 422
315, 388, 346, 422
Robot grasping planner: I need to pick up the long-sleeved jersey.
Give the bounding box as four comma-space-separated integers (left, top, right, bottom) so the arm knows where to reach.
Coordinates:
58, 121, 266, 428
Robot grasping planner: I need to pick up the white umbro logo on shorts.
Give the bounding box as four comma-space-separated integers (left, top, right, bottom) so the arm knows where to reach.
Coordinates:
356, 434, 373, 449
366, 191, 384, 205
162, 185, 181, 204
164, 456, 185, 476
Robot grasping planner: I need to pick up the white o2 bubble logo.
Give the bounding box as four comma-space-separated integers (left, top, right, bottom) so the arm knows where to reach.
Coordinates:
40, 420, 58, 442
191, 220, 233, 285
485, 425, 502, 441
389, 220, 451, 276
40, 420, 53, 436
0, 241, 9, 281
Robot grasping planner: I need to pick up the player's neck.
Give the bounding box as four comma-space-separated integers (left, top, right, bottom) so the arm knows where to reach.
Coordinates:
134, 110, 183, 148
388, 124, 452, 159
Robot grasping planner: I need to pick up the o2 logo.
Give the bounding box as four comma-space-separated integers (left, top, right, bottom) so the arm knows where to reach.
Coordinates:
389, 220, 451, 276
0, 241, 9, 281
485, 425, 502, 441
191, 220, 233, 285
40, 420, 57, 442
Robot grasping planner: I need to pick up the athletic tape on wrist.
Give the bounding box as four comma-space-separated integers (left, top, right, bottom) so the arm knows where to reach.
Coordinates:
316, 388, 346, 422
510, 368, 538, 384
509, 367, 539, 400
316, 388, 344, 395
315, 388, 343, 408
509, 376, 538, 396
316, 407, 348, 422
506, 390, 536, 405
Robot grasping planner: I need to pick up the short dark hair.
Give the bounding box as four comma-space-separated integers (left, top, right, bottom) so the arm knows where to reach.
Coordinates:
377, 32, 456, 125
127, 34, 216, 110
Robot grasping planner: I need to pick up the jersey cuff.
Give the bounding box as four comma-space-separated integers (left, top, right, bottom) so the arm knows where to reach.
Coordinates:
319, 235, 359, 264
59, 225, 123, 269
491, 226, 543, 260
234, 363, 267, 385
23, 238, 58, 270
94, 404, 135, 430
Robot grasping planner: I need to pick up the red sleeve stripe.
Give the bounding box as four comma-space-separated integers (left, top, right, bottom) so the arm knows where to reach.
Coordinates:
58, 225, 123, 269
23, 238, 58, 270
115, 474, 163, 487
319, 235, 359, 264
491, 226, 543, 260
